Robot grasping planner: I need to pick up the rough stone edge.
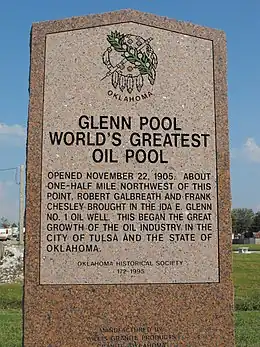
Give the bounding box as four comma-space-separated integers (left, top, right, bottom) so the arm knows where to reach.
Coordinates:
30, 9, 226, 42
212, 31, 235, 341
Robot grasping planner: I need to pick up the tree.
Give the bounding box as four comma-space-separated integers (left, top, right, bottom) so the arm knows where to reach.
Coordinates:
231, 208, 254, 235
231, 212, 236, 234
11, 222, 17, 228
0, 217, 10, 228
249, 212, 260, 234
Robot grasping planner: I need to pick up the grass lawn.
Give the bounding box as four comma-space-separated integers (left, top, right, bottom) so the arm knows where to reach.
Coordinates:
0, 283, 23, 310
0, 255, 260, 346
235, 311, 260, 347
233, 254, 260, 310
0, 309, 22, 347
0, 283, 23, 347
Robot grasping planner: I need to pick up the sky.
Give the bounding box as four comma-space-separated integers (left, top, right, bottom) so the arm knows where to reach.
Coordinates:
0, 0, 260, 222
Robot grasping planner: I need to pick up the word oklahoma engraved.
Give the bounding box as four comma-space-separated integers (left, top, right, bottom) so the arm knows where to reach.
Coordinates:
101, 30, 158, 102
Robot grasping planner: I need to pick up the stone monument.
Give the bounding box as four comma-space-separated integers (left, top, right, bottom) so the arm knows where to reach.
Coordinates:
24, 9, 234, 346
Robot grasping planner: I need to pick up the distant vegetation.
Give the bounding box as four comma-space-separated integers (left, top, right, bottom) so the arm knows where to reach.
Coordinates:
232, 208, 260, 236
0, 217, 17, 229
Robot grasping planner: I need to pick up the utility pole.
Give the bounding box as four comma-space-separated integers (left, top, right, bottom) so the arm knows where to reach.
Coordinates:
19, 164, 25, 244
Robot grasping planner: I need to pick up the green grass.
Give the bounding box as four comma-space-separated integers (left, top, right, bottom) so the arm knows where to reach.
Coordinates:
0, 283, 23, 309
233, 254, 260, 310
0, 283, 23, 347
235, 311, 260, 347
233, 254, 260, 346
1, 255, 260, 346
0, 309, 22, 347
232, 243, 260, 251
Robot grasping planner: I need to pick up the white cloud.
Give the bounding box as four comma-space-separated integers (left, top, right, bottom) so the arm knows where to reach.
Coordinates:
0, 181, 19, 221
0, 123, 26, 137
230, 148, 239, 159
0, 124, 25, 220
255, 205, 260, 212
243, 138, 260, 163
0, 123, 26, 147
0, 182, 3, 198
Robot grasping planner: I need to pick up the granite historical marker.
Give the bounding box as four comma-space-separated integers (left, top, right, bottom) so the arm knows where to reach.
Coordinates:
24, 9, 235, 346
